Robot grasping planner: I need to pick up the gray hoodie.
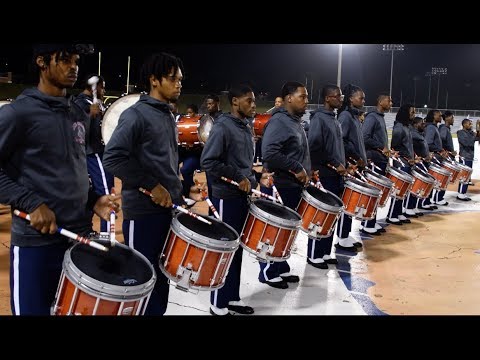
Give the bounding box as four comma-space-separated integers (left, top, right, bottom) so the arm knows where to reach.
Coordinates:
362, 110, 389, 164
0, 88, 97, 246
457, 129, 480, 160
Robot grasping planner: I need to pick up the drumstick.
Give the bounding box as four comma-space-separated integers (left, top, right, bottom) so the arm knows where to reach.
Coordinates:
348, 157, 357, 165
201, 189, 220, 220
109, 188, 117, 246
220, 177, 278, 202
369, 161, 382, 172
354, 170, 368, 182
138, 187, 212, 225
267, 175, 284, 204
311, 173, 328, 193
13, 210, 108, 252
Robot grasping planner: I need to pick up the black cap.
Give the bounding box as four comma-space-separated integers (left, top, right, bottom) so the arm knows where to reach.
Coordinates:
33, 43, 95, 56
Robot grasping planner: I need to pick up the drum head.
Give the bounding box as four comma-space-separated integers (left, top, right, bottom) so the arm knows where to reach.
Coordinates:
198, 114, 214, 143
306, 186, 343, 207
102, 94, 141, 145
71, 243, 153, 286
255, 199, 301, 221
177, 213, 238, 241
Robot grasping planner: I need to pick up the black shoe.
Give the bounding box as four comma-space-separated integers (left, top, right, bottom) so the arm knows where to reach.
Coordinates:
210, 308, 233, 316
260, 279, 289, 289
280, 275, 300, 283
418, 206, 434, 211
334, 243, 357, 252
377, 228, 387, 233
469, 182, 474, 186
307, 259, 329, 269
399, 218, 411, 224
404, 213, 418, 218
227, 304, 254, 315
360, 229, 380, 236
324, 258, 339, 265
430, 205, 438, 210
353, 242, 363, 248
415, 212, 424, 216
386, 219, 403, 225
457, 196, 472, 201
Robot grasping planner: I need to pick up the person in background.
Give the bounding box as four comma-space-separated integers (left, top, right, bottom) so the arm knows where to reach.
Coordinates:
435, 110, 455, 205
74, 74, 115, 233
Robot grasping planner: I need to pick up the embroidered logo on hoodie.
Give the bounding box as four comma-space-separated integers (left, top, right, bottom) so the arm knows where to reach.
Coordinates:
72, 122, 86, 145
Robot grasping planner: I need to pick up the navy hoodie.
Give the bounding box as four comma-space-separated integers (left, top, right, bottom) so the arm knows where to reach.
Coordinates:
0, 88, 96, 246
103, 94, 184, 218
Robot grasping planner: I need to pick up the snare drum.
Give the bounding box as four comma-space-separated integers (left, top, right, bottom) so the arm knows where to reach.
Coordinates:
252, 113, 272, 137
296, 185, 343, 238
52, 242, 156, 316
428, 163, 452, 190
342, 177, 382, 220
160, 213, 240, 292
241, 199, 302, 262
410, 167, 436, 199
386, 167, 414, 199
363, 169, 394, 207
440, 160, 461, 184
457, 162, 473, 184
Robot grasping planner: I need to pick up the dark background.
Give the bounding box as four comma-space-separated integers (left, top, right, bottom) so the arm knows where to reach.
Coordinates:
0, 43, 477, 109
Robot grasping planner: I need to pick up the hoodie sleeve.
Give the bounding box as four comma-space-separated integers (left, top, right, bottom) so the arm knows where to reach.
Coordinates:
201, 122, 246, 183
0, 105, 46, 212
262, 117, 304, 173
339, 112, 361, 161
103, 108, 159, 191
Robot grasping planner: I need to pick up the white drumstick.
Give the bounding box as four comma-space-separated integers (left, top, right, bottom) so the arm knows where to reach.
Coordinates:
109, 188, 118, 247
272, 185, 284, 204
13, 210, 108, 252
221, 177, 278, 202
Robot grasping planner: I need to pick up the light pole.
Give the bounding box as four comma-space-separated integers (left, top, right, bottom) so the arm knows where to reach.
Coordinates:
382, 44, 404, 100
413, 76, 420, 108
431, 67, 447, 109
425, 71, 432, 107
337, 44, 343, 88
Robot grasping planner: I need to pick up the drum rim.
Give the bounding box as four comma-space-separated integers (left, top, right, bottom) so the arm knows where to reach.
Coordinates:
411, 167, 436, 184
344, 177, 382, 197
363, 169, 394, 188
386, 166, 415, 183
441, 161, 461, 171
250, 199, 302, 228
456, 163, 473, 172
301, 186, 343, 214
63, 243, 157, 300
171, 214, 240, 251
429, 163, 453, 176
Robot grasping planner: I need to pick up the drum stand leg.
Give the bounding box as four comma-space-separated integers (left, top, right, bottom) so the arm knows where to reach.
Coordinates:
174, 263, 199, 294
256, 240, 274, 262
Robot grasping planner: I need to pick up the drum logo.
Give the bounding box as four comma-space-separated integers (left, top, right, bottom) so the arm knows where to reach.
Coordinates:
123, 279, 138, 285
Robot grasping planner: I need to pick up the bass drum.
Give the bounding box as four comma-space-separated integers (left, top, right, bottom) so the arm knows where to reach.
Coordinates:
198, 114, 214, 144
0, 100, 11, 108
101, 94, 141, 145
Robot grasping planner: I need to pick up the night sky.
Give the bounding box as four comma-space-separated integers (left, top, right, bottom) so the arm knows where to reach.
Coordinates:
0, 43, 478, 109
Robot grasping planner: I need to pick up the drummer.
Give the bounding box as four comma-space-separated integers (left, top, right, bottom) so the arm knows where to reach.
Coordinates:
103, 52, 188, 315
387, 104, 416, 225
361, 93, 392, 234
0, 43, 120, 315
259, 81, 309, 287
424, 109, 445, 208
307, 84, 347, 268
435, 111, 456, 205
337, 84, 367, 250
200, 84, 272, 316
457, 118, 480, 201
409, 116, 431, 215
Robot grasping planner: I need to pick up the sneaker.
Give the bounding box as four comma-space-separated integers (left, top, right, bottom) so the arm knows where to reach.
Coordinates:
259, 277, 289, 289
227, 301, 254, 315
280, 272, 300, 283
386, 218, 403, 225
210, 305, 231, 316
456, 196, 472, 201
435, 200, 449, 206
322, 255, 338, 265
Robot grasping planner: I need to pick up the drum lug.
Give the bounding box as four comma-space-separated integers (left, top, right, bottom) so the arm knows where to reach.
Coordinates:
256, 240, 274, 261
355, 206, 366, 218
307, 222, 323, 238
175, 263, 198, 292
